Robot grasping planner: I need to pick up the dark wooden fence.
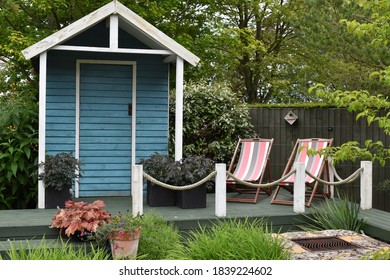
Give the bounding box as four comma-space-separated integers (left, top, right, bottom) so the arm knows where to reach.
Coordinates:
249, 107, 390, 212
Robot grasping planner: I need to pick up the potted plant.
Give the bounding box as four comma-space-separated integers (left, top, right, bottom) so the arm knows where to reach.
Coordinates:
171, 155, 214, 209
100, 211, 143, 259
49, 200, 111, 241
141, 153, 214, 209
140, 153, 176, 207
38, 152, 82, 209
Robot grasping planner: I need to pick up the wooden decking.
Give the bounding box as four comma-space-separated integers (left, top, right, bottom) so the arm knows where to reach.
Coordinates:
1, 191, 389, 244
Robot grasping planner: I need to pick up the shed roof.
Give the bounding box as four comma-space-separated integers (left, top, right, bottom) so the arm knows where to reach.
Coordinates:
21, 1, 200, 66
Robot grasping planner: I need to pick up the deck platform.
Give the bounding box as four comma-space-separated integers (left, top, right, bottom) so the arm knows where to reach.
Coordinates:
0, 192, 389, 245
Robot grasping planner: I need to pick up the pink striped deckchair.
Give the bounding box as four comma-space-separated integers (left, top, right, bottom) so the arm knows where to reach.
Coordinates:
227, 138, 273, 203
271, 138, 333, 207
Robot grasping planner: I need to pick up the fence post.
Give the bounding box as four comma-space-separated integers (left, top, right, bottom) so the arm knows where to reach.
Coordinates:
215, 163, 226, 217
293, 162, 305, 213
328, 159, 335, 199
132, 164, 144, 216
360, 161, 372, 210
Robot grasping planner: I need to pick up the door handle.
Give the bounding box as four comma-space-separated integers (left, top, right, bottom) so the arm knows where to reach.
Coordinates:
128, 103, 132, 116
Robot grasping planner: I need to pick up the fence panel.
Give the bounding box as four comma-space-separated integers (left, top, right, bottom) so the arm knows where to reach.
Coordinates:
249, 107, 390, 212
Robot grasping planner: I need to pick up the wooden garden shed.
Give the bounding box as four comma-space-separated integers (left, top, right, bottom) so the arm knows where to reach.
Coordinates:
21, 1, 199, 208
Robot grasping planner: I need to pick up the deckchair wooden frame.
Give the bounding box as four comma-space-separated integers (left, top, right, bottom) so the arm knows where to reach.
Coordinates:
271, 138, 333, 207
227, 138, 274, 204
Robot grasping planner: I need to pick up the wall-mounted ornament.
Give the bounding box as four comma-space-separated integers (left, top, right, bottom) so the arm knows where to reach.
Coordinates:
284, 111, 298, 125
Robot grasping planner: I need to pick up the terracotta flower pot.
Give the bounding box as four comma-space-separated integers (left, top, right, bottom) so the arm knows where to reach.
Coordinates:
108, 227, 141, 259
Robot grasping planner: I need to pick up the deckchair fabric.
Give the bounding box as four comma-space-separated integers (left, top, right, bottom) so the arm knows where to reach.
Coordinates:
233, 140, 270, 182
227, 138, 273, 204
280, 139, 329, 185
271, 138, 333, 207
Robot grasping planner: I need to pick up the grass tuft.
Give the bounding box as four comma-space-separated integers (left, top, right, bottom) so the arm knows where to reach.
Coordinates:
1, 236, 110, 260
167, 218, 291, 260
299, 192, 366, 233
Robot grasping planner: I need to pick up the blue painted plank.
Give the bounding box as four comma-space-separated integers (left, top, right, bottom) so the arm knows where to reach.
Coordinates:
80, 143, 131, 151
79, 183, 131, 190
80, 136, 132, 144
46, 109, 75, 117
79, 190, 131, 197
47, 103, 76, 110
81, 157, 130, 164
47, 137, 75, 144
137, 124, 168, 131
46, 123, 75, 130
136, 144, 167, 151
45, 144, 75, 152
80, 150, 131, 157
46, 130, 74, 137
81, 170, 130, 177
79, 131, 131, 138
46, 117, 75, 124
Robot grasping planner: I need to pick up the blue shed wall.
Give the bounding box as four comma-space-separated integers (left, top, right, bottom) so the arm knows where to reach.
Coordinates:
46, 50, 169, 196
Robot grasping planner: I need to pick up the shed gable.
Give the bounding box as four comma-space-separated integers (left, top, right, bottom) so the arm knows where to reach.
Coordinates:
63, 20, 151, 50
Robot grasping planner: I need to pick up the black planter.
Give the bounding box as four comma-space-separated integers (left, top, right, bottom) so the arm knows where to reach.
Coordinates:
45, 186, 72, 209
147, 182, 176, 207
176, 184, 206, 209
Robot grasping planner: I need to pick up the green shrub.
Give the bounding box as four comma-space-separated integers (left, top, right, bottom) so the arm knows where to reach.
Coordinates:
0, 91, 38, 209
137, 211, 181, 259
1, 237, 110, 260
299, 192, 366, 232
169, 81, 256, 163
168, 218, 290, 260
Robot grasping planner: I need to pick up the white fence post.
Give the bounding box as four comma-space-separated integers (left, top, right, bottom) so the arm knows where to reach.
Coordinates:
293, 162, 305, 213
132, 164, 144, 216
360, 161, 372, 210
328, 159, 335, 199
215, 163, 226, 217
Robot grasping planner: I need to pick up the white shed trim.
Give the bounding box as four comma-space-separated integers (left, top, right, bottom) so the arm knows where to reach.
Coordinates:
21, 1, 200, 66
37, 52, 47, 209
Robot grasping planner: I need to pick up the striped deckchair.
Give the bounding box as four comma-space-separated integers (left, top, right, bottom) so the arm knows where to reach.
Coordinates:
271, 138, 333, 207
226, 138, 274, 203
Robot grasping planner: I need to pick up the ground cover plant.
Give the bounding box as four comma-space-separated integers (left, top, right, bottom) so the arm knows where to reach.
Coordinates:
167, 218, 291, 260
299, 192, 366, 233
1, 237, 110, 260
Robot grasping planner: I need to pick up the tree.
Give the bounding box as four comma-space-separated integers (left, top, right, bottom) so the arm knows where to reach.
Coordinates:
310, 0, 390, 166
296, 0, 390, 97
193, 0, 304, 103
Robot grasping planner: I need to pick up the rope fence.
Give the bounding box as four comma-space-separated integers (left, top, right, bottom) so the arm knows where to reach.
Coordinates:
132, 161, 373, 217
226, 169, 296, 189
305, 167, 364, 186
143, 171, 217, 191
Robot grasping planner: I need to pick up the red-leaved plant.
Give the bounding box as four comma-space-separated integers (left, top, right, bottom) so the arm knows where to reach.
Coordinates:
50, 200, 111, 237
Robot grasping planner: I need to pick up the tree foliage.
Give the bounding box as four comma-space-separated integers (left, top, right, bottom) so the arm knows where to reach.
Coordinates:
310, 0, 390, 165
294, 0, 389, 95
169, 81, 256, 163
193, 0, 305, 103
